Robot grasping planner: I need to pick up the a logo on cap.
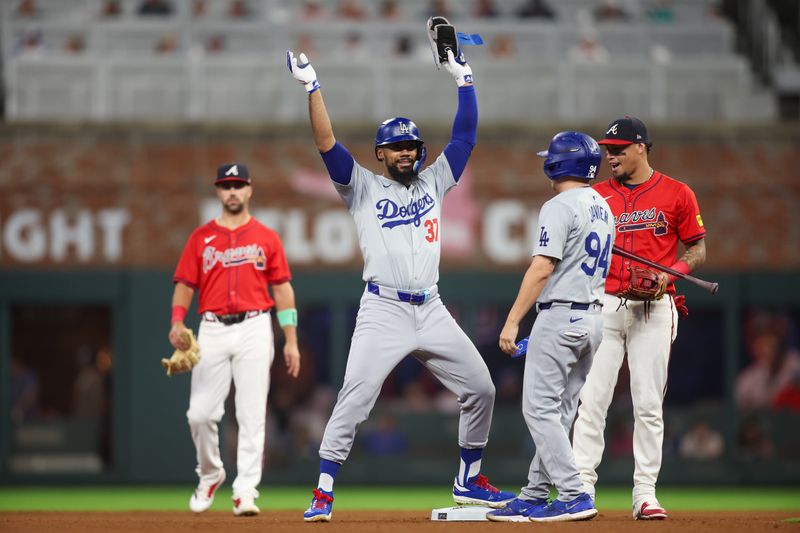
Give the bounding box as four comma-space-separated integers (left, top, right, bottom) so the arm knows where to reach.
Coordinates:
399, 123, 410, 134
606, 124, 619, 135
225, 165, 239, 176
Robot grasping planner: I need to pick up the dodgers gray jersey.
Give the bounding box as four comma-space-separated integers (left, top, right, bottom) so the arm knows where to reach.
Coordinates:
533, 187, 615, 304
334, 153, 456, 290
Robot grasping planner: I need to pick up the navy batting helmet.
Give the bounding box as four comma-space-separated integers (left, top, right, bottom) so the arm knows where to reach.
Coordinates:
375, 117, 427, 172
537, 131, 601, 181
375, 117, 424, 146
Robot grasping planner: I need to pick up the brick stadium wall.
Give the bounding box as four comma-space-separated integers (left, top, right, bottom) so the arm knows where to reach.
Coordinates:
1, 125, 798, 270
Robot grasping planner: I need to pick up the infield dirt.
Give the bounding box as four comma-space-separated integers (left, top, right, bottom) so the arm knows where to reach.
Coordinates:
1, 510, 798, 532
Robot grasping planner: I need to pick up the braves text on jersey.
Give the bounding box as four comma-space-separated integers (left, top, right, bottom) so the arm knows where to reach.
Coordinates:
593, 171, 705, 295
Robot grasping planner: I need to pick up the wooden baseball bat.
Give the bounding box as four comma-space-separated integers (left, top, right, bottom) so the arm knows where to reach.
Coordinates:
612, 245, 719, 295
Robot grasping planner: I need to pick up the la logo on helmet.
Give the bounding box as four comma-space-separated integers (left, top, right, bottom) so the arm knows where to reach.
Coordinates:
399, 123, 410, 134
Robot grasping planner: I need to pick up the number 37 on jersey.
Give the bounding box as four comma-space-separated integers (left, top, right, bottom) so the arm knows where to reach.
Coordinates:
424, 218, 439, 243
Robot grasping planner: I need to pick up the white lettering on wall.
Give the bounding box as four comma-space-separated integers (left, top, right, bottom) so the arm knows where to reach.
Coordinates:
200, 200, 358, 265
283, 210, 315, 263
97, 209, 131, 262
315, 211, 356, 263
483, 200, 540, 264
50, 209, 93, 261
200, 199, 539, 266
3, 209, 47, 262
0, 208, 131, 263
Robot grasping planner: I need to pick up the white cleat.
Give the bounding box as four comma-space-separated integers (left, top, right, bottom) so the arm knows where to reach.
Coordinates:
189, 470, 226, 513
233, 493, 260, 517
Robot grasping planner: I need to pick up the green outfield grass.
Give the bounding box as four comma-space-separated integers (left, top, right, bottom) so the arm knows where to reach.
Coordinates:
0, 486, 799, 512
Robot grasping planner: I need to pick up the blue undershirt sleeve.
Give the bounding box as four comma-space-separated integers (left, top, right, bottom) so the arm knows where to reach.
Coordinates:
320, 142, 355, 185
443, 85, 477, 182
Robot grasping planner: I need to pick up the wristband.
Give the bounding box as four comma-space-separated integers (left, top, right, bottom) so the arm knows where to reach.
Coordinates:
306, 80, 320, 94
456, 73, 473, 87
277, 308, 298, 328
171, 305, 187, 324
667, 260, 691, 284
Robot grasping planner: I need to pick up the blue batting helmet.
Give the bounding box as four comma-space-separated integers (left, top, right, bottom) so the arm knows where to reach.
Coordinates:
537, 131, 602, 181
375, 117, 427, 172
375, 117, 424, 146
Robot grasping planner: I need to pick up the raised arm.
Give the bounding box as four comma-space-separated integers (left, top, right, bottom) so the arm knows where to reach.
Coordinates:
287, 50, 354, 184
441, 49, 477, 181
309, 90, 335, 153
287, 50, 334, 152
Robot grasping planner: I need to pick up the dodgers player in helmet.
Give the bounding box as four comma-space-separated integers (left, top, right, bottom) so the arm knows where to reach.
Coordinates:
487, 131, 614, 522
374, 117, 428, 180
539, 131, 601, 181
288, 39, 515, 522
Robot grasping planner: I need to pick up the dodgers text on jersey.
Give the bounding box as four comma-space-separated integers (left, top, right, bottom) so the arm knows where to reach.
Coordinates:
375, 194, 436, 229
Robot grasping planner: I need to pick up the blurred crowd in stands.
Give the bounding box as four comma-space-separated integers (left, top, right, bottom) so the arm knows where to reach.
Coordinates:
9, 304, 114, 468
9, 0, 729, 63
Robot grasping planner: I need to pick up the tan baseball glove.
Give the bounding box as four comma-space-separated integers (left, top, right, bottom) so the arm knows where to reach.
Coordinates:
619, 265, 667, 301
161, 329, 200, 377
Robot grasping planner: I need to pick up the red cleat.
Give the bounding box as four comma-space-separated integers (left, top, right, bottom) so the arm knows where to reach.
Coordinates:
635, 501, 668, 520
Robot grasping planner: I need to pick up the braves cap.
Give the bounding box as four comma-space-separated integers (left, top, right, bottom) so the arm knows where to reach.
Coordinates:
597, 116, 650, 146
215, 163, 251, 184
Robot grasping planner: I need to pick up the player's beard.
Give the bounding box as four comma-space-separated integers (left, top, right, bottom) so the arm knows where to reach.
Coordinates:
387, 160, 417, 187
223, 199, 244, 214
614, 170, 631, 183
611, 163, 633, 183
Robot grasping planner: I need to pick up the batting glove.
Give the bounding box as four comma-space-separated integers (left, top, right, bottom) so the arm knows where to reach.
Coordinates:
512, 336, 529, 359
286, 50, 320, 94
442, 49, 473, 87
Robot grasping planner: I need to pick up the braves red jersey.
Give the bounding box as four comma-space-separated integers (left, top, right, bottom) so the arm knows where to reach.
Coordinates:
593, 171, 705, 295
173, 218, 291, 315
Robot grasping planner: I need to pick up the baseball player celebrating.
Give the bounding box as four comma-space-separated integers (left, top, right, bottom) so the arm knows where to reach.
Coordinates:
287, 39, 514, 522
168, 163, 301, 516
571, 116, 707, 520
487, 132, 614, 523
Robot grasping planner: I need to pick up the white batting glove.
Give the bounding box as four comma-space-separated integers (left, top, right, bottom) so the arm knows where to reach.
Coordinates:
442, 49, 473, 87
286, 50, 320, 94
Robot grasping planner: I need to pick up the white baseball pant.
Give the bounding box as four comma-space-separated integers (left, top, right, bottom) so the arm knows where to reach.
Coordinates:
186, 312, 274, 498
572, 293, 677, 507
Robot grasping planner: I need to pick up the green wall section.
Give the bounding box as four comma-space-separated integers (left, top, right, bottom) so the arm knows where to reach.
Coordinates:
1, 270, 799, 485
